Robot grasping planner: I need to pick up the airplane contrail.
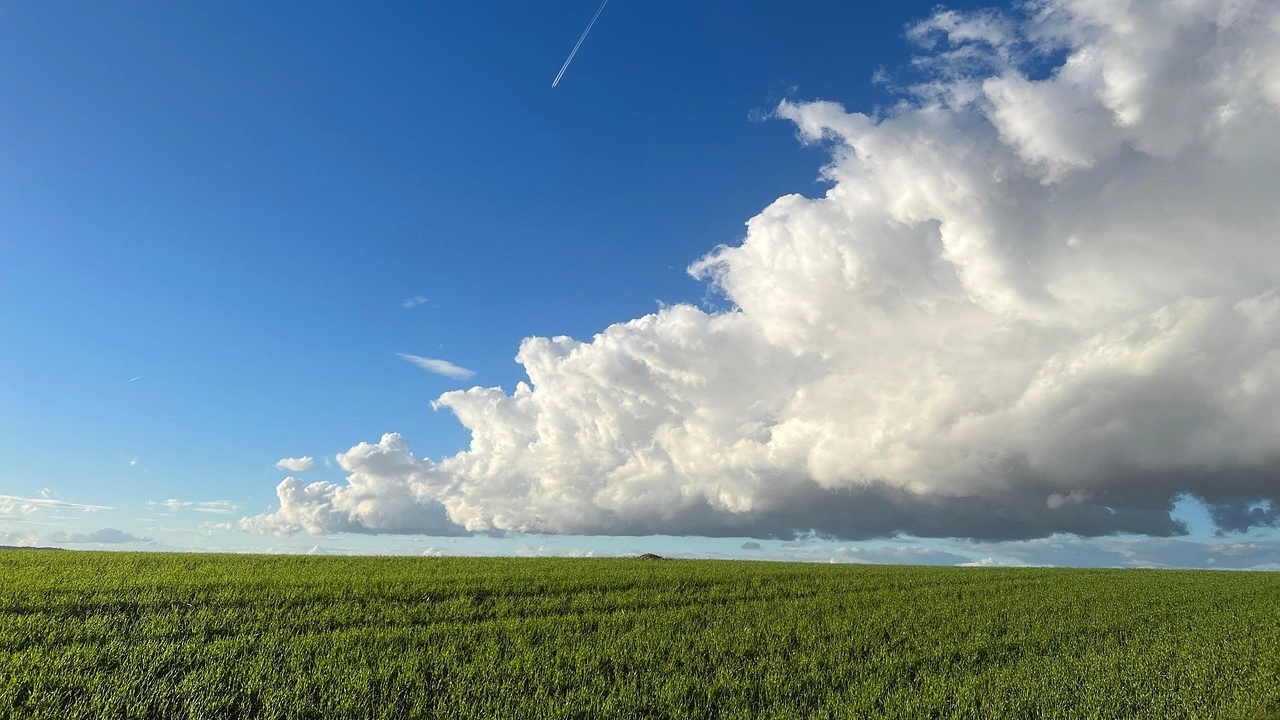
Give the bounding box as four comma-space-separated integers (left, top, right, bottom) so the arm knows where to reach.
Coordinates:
552, 0, 610, 88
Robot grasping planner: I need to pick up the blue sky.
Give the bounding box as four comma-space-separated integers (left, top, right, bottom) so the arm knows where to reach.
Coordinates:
2, 0, 932, 489
4, 0, 1280, 568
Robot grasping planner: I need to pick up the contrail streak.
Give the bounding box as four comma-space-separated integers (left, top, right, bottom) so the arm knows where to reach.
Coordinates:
552, 0, 610, 88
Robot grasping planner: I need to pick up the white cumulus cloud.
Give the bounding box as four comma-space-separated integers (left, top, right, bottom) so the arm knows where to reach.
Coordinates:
247, 0, 1280, 542
275, 457, 315, 472
242, 434, 467, 536
397, 353, 475, 380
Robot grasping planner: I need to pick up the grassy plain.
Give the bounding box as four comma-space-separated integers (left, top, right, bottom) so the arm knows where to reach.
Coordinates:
0, 551, 1277, 719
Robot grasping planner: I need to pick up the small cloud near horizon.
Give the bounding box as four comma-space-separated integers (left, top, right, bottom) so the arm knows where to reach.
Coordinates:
1, 527, 151, 546
397, 353, 475, 380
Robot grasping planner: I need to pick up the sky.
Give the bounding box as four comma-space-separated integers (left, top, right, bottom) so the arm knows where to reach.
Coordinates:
3, 0, 1280, 569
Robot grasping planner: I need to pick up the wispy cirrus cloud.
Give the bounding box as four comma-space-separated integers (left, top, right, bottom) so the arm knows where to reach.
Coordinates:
149, 499, 239, 514
0, 495, 111, 514
397, 353, 475, 380
401, 296, 429, 309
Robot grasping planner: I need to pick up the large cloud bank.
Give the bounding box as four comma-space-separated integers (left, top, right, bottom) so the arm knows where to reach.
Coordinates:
246, 0, 1280, 541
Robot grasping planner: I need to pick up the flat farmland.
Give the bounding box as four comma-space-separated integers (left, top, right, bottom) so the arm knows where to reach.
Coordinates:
0, 551, 1277, 719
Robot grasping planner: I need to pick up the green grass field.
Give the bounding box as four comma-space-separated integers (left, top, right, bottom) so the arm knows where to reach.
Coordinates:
0, 551, 1277, 719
